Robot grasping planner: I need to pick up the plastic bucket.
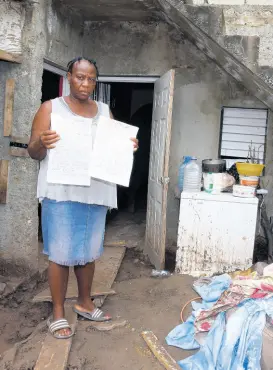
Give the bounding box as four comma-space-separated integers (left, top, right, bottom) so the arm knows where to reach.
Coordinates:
239, 176, 259, 188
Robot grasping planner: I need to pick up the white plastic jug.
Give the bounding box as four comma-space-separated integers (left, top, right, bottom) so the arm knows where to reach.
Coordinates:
183, 158, 201, 192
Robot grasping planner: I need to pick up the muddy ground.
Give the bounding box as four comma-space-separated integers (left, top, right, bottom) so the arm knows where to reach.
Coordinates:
0, 249, 195, 370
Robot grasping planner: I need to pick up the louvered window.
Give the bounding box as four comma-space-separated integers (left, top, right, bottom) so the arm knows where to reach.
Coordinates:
220, 107, 268, 166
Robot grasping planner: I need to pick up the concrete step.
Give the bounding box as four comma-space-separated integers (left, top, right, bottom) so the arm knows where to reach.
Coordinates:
185, 1, 272, 5
160, 1, 273, 101
223, 6, 273, 68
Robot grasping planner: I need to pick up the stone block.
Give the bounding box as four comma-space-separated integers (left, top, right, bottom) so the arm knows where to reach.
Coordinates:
184, 0, 205, 4
208, 0, 244, 4
183, 5, 224, 37
0, 282, 6, 294
246, 0, 273, 4
222, 35, 260, 71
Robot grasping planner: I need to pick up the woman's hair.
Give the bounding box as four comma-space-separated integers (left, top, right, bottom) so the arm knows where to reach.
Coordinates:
67, 57, 99, 76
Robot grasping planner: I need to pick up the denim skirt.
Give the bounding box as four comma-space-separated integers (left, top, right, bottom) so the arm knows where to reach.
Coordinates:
42, 198, 108, 266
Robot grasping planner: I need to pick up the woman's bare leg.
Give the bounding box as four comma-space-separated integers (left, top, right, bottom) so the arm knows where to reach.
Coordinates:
48, 261, 71, 336
74, 262, 96, 311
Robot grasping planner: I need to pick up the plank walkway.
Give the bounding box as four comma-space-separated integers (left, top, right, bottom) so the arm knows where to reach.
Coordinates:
34, 246, 125, 370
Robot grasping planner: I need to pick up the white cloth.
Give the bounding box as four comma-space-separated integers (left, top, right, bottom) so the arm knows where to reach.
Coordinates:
37, 97, 117, 208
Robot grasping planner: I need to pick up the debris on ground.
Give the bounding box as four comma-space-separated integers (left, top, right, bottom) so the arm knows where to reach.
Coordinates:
86, 319, 127, 332
0, 248, 191, 370
142, 331, 181, 370
151, 270, 172, 278
166, 263, 273, 369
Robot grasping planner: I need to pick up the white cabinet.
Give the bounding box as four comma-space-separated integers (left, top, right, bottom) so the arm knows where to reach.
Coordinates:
176, 192, 258, 277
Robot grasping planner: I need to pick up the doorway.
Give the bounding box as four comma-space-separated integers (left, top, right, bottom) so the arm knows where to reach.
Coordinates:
110, 82, 154, 213
98, 72, 175, 270
41, 70, 61, 103
103, 81, 155, 250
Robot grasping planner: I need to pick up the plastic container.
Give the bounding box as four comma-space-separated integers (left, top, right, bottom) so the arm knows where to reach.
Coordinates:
240, 176, 259, 188
178, 156, 193, 192
203, 172, 235, 194
202, 159, 226, 173
236, 162, 264, 177
183, 158, 201, 192
233, 185, 256, 198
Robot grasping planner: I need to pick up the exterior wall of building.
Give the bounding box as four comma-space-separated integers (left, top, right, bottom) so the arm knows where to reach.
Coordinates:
0, 0, 84, 275
83, 21, 208, 76
168, 63, 270, 250
1, 9, 273, 272
83, 21, 273, 250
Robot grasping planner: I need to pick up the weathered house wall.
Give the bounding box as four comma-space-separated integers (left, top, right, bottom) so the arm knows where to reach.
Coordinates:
45, 2, 84, 68
83, 21, 208, 75
167, 64, 272, 250
83, 21, 273, 250
1, 6, 273, 271
0, 0, 84, 275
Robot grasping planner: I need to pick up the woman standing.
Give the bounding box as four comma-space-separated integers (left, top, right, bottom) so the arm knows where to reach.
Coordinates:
28, 57, 138, 339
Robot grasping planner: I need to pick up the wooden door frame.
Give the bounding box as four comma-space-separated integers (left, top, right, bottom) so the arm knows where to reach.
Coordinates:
43, 60, 68, 96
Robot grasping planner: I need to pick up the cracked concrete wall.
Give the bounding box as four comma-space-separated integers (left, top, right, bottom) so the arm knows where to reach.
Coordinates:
165, 1, 273, 90
83, 21, 208, 75
185, 1, 273, 5
0, 1, 24, 55
45, 1, 84, 68
0, 0, 84, 276
0, 0, 47, 276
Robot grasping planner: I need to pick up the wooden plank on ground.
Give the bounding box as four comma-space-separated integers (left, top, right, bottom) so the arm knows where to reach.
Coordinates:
0, 50, 23, 63
33, 246, 125, 303
0, 160, 9, 204
142, 331, 181, 370
104, 240, 126, 247
34, 303, 77, 370
33, 288, 116, 303
3, 79, 15, 136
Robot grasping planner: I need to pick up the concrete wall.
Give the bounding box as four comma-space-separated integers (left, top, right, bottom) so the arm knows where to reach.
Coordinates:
0, 1, 24, 55
83, 20, 273, 252
1, 8, 273, 270
166, 63, 271, 250
46, 1, 84, 68
83, 21, 208, 75
0, 0, 84, 275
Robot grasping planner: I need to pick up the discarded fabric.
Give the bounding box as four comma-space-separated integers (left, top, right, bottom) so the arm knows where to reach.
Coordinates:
166, 270, 273, 370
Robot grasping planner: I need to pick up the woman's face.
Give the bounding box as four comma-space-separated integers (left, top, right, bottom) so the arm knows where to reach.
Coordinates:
68, 60, 97, 101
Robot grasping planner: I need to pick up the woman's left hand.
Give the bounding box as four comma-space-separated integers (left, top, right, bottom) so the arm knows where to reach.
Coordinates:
131, 138, 139, 152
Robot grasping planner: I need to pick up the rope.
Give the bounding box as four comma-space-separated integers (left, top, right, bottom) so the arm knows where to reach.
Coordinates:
180, 297, 202, 323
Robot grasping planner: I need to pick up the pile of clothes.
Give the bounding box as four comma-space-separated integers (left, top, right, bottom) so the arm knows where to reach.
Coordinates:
166, 264, 273, 370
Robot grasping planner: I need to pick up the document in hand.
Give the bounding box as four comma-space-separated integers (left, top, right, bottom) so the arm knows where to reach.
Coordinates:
90, 116, 139, 187
47, 113, 92, 186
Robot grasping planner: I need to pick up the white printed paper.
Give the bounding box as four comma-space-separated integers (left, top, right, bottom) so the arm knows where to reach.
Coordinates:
47, 114, 92, 186
90, 116, 139, 187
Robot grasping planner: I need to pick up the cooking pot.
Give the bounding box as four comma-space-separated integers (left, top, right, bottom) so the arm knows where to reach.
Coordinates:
202, 159, 226, 173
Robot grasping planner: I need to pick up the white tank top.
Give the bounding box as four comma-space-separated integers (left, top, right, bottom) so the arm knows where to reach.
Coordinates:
37, 97, 117, 208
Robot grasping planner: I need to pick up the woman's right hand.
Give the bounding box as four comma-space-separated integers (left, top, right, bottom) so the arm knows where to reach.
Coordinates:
40, 130, 60, 149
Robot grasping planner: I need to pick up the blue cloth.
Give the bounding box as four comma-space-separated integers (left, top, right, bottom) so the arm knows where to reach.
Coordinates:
42, 198, 107, 266
166, 274, 232, 350
166, 274, 273, 370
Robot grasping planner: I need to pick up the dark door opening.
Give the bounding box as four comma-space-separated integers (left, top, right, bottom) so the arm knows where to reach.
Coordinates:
109, 83, 154, 216
39, 69, 62, 241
